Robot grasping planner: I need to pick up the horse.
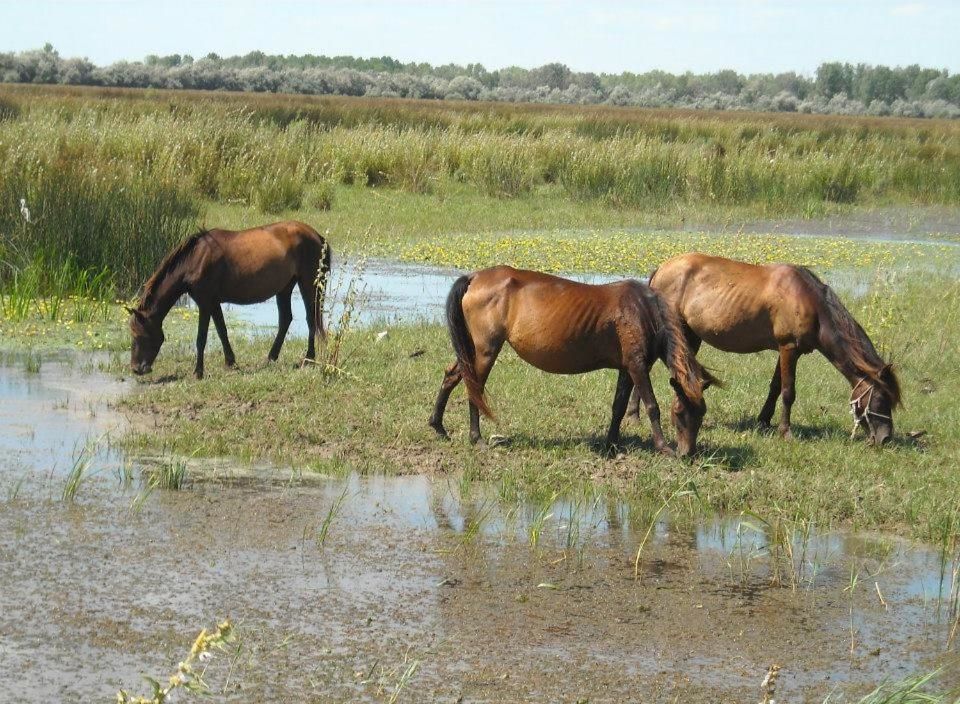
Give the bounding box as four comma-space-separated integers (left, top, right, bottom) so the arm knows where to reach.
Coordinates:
429, 266, 719, 457
128, 221, 331, 379
631, 253, 901, 445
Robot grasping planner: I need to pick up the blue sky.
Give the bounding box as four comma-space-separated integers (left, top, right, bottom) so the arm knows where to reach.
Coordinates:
3, 1, 957, 75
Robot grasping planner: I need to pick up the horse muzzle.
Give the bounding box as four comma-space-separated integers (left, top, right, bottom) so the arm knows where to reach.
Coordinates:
132, 363, 152, 376
869, 428, 892, 447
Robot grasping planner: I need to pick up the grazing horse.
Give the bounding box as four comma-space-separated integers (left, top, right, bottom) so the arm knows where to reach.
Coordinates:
128, 221, 331, 379
631, 253, 901, 445
429, 266, 718, 456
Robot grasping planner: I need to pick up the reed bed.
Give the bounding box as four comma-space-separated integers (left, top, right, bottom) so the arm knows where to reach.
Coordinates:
1, 84, 958, 302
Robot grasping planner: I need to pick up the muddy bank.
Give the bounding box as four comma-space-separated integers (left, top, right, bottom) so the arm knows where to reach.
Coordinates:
1, 350, 959, 702
2, 472, 959, 703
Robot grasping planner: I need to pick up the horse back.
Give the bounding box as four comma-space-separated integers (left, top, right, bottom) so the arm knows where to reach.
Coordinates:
652, 253, 819, 353
463, 267, 654, 373
193, 222, 326, 304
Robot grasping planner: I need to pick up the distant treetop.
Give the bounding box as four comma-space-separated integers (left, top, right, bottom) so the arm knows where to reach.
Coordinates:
1, 45, 958, 118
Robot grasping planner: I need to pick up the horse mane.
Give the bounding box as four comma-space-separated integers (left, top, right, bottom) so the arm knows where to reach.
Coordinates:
649, 289, 719, 403
793, 266, 902, 407
139, 229, 208, 309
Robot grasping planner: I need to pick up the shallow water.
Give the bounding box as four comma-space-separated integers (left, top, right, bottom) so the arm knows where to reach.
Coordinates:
1, 353, 959, 702
215, 252, 953, 340
218, 258, 625, 337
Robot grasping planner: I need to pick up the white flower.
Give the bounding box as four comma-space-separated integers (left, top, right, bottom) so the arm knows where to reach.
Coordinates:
19, 198, 31, 223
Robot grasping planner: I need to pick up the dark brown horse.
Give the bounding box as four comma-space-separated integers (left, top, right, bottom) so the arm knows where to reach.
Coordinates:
128, 221, 331, 379
429, 266, 718, 456
632, 253, 901, 444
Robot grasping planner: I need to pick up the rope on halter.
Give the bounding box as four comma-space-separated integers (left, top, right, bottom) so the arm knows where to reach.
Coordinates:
849, 377, 891, 439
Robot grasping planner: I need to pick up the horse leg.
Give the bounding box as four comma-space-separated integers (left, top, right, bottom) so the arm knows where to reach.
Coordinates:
429, 361, 462, 439
468, 342, 503, 446
627, 326, 701, 420
629, 362, 674, 456
210, 304, 236, 368
604, 369, 633, 454
757, 357, 782, 429
777, 346, 799, 440
268, 279, 296, 362
194, 307, 210, 379
297, 277, 319, 361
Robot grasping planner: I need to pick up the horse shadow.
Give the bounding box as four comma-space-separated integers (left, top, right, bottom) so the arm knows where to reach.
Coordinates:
693, 442, 758, 471
492, 431, 664, 456
486, 431, 758, 467
138, 373, 183, 385
722, 415, 846, 442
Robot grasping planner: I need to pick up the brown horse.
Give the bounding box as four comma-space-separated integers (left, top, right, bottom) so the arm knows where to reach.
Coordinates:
429, 266, 718, 456
632, 253, 901, 444
128, 221, 331, 379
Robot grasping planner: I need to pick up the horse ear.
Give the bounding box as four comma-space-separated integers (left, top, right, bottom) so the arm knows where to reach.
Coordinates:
124, 305, 138, 316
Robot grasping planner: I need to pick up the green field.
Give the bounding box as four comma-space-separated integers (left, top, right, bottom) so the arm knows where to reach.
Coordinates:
2, 84, 960, 301
2, 84, 960, 547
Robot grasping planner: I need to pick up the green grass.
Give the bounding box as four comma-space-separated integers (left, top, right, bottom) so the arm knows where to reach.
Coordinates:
1, 83, 959, 304
116, 271, 960, 545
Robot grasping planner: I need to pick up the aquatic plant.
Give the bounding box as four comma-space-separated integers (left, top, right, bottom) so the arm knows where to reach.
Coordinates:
62, 443, 97, 502
315, 484, 349, 548
116, 620, 235, 704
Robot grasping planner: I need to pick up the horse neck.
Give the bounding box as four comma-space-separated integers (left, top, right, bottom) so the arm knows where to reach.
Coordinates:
142, 265, 187, 324
818, 322, 879, 390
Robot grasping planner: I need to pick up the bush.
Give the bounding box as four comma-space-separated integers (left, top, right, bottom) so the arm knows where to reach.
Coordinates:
251, 169, 304, 213
306, 180, 336, 210
0, 161, 199, 295
0, 95, 18, 121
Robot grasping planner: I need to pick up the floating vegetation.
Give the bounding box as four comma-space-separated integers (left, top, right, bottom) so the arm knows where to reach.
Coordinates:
394, 230, 960, 276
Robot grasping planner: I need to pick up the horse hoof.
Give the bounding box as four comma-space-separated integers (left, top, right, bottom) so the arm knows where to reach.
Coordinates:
657, 445, 676, 457
756, 419, 773, 432
429, 423, 450, 440
779, 427, 795, 441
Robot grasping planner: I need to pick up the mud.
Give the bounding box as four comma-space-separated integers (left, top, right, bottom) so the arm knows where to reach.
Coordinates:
1, 353, 959, 702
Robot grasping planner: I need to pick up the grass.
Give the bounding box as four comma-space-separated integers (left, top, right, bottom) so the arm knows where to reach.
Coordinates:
1, 83, 959, 306
62, 443, 96, 502
0, 82, 957, 551
315, 485, 349, 548
115, 269, 960, 546
831, 671, 960, 703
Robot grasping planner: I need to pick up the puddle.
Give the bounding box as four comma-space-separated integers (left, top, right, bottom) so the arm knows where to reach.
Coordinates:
0, 350, 128, 479
1, 354, 959, 702
218, 258, 623, 337
211, 255, 956, 339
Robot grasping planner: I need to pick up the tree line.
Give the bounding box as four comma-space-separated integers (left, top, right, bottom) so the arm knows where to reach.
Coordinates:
3, 44, 959, 118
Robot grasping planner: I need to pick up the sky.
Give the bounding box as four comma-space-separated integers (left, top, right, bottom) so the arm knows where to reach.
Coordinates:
2, 0, 957, 75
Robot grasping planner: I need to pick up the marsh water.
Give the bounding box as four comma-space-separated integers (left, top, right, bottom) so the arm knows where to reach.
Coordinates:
217, 258, 623, 336
218, 223, 959, 336
1, 351, 959, 703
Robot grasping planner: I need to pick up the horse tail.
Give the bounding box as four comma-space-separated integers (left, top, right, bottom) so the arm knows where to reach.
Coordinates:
446, 274, 494, 419
795, 266, 902, 407
315, 238, 332, 340
648, 266, 660, 287
657, 293, 722, 400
